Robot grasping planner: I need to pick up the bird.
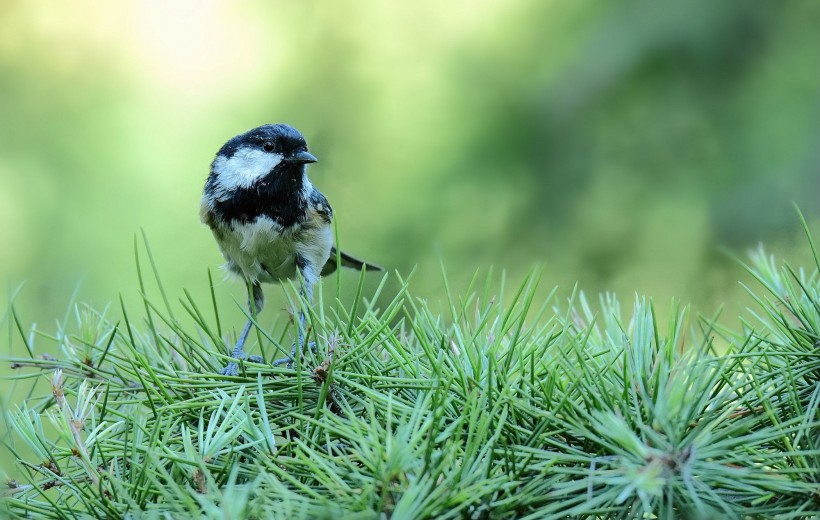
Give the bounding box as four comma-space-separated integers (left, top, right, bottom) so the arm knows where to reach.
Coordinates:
200, 123, 381, 375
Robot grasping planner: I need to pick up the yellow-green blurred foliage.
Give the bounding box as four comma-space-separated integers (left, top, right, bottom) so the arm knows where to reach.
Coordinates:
2, 0, 820, 356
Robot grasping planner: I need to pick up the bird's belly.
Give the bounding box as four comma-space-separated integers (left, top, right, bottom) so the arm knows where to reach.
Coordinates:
218, 216, 332, 284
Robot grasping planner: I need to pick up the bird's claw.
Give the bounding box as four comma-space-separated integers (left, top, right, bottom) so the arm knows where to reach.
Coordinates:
271, 356, 293, 368
220, 361, 240, 376
272, 341, 317, 369
219, 354, 264, 376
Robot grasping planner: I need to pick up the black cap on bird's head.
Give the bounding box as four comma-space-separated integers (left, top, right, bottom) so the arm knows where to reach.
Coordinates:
217, 124, 317, 164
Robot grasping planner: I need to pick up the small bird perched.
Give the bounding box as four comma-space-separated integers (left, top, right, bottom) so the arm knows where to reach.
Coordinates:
201, 123, 381, 375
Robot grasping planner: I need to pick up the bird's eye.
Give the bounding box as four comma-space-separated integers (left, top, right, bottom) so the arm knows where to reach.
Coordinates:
262, 141, 274, 152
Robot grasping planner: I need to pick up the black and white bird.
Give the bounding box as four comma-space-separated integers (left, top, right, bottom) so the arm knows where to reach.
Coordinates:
201, 123, 381, 375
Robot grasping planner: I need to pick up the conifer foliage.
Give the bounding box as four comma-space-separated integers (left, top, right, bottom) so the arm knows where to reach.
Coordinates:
2, 237, 820, 519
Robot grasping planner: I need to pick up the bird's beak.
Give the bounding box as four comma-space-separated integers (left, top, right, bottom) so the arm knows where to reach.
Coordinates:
287, 150, 318, 164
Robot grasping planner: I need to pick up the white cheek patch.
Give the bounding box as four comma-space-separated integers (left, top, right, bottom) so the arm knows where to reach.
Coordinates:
213, 146, 283, 193
301, 176, 314, 201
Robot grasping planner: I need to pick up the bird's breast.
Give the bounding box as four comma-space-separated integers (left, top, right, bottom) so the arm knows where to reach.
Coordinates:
214, 214, 332, 284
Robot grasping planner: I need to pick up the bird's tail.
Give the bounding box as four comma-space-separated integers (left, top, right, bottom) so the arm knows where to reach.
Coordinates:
321, 247, 383, 276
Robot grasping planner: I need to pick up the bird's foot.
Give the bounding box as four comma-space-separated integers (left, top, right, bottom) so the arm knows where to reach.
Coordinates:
219, 354, 264, 376
272, 342, 317, 369
220, 362, 241, 376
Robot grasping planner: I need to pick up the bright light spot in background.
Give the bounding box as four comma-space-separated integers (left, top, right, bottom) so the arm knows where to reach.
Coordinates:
130, 0, 270, 95
0, 1, 271, 96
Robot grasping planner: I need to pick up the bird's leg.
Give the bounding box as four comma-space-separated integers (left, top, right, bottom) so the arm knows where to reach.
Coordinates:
220, 282, 264, 376
273, 271, 315, 368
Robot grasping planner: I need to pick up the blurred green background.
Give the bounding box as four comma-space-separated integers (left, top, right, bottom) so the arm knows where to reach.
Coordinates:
2, 1, 820, 393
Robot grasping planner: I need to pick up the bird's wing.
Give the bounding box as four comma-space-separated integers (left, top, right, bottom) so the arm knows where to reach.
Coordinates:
321, 246, 383, 276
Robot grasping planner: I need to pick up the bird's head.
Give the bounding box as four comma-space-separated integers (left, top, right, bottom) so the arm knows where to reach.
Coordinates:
209, 124, 318, 193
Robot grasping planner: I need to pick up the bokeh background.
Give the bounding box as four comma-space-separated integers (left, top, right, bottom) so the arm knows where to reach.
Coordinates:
1, 0, 820, 440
